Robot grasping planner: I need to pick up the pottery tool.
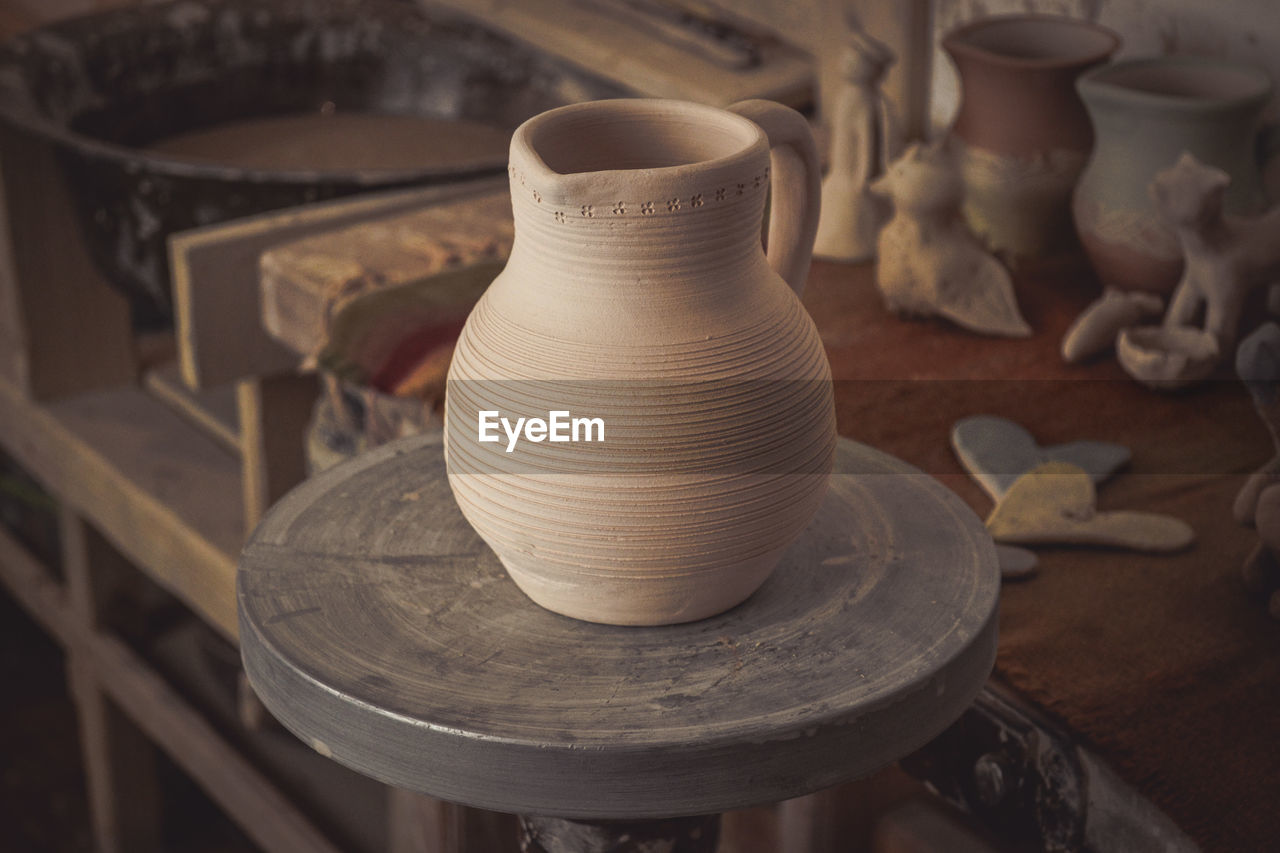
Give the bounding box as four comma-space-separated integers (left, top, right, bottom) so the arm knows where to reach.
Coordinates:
951, 415, 1130, 502
986, 461, 1194, 552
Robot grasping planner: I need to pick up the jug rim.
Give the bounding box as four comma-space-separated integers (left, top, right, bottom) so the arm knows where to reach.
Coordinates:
942, 13, 1120, 71
509, 98, 767, 195
1078, 56, 1272, 114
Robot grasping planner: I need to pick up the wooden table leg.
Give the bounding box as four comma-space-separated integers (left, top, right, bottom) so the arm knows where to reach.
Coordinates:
518, 814, 720, 853
237, 372, 319, 534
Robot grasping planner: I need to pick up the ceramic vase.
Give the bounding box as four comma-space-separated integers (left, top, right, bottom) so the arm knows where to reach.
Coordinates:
943, 14, 1119, 259
444, 98, 836, 626
1073, 56, 1272, 294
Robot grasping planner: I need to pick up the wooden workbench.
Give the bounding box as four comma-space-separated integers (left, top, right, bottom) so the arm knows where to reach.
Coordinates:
803, 259, 1278, 853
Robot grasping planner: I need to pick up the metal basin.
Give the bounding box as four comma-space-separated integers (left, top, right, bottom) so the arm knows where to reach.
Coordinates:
0, 0, 624, 324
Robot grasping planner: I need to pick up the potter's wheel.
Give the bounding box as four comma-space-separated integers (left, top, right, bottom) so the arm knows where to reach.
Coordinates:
239, 434, 998, 817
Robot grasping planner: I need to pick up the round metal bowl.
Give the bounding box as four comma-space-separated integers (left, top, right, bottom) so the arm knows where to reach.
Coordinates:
0, 0, 623, 324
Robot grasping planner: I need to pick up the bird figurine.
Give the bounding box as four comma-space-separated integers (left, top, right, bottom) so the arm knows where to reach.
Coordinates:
871, 141, 1031, 337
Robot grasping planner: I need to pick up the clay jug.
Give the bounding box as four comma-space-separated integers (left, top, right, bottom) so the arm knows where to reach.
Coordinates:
943, 14, 1119, 259
1073, 56, 1273, 294
444, 98, 835, 626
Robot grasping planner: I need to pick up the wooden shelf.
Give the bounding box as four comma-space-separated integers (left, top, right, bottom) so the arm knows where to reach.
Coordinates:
0, 375, 242, 639
0, 518, 344, 853
143, 362, 240, 456
0, 367, 425, 853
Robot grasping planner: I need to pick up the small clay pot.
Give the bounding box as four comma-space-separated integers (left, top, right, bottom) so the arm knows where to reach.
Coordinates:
943, 14, 1119, 258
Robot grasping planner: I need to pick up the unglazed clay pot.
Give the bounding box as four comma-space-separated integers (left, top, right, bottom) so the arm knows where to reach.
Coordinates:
444, 98, 835, 626
1073, 57, 1272, 294
943, 14, 1119, 259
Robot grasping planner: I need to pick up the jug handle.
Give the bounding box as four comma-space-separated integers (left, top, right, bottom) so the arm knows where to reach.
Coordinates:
729, 99, 822, 298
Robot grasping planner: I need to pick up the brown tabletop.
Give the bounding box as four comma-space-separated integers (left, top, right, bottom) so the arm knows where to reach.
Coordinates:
805, 259, 1280, 852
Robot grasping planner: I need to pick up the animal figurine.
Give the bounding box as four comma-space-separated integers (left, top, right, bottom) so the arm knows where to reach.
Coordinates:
1066, 152, 1280, 387
1234, 322, 1280, 619
813, 27, 896, 263
1153, 152, 1280, 351
871, 141, 1030, 337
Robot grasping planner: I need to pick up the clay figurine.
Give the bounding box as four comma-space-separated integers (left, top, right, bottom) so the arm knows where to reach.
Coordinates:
986, 461, 1194, 553
872, 141, 1030, 337
1116, 325, 1220, 390
951, 415, 1129, 502
1061, 288, 1164, 363
1154, 152, 1280, 347
1119, 152, 1280, 387
953, 416, 1191, 555
813, 28, 896, 262
1234, 322, 1280, 619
